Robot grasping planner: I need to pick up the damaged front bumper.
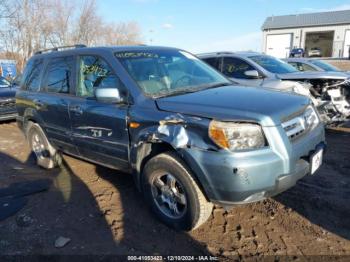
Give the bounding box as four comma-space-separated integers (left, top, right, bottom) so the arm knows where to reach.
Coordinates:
180, 123, 325, 206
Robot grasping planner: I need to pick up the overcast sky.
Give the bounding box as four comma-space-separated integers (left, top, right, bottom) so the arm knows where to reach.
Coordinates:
98, 0, 350, 53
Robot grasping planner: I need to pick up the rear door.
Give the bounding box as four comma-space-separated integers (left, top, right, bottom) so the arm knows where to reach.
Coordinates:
36, 56, 77, 154
202, 57, 222, 71
69, 55, 130, 170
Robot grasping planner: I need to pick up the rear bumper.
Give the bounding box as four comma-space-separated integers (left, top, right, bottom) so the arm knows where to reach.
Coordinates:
180, 123, 325, 206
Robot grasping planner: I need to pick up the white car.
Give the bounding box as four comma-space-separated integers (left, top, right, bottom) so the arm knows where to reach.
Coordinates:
308, 48, 322, 57
285, 58, 350, 77
198, 51, 350, 126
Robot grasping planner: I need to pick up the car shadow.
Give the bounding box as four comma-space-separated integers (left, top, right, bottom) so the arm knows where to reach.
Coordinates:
0, 148, 211, 256
274, 129, 350, 241
93, 164, 211, 255
0, 151, 124, 255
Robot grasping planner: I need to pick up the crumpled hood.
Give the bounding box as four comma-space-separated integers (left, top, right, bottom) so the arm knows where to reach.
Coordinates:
156, 85, 310, 126
277, 71, 349, 80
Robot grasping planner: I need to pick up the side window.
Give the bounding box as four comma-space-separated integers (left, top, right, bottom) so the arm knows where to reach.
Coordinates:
22, 59, 43, 91
300, 63, 317, 71
222, 57, 255, 79
44, 57, 73, 93
77, 56, 123, 98
203, 57, 220, 70
288, 62, 300, 71
288, 62, 304, 71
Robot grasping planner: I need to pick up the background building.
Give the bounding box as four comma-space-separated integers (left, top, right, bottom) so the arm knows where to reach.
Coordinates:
262, 9, 350, 58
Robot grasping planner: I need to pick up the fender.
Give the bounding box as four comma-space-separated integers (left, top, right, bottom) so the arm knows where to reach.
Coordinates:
21, 107, 46, 134
128, 113, 217, 195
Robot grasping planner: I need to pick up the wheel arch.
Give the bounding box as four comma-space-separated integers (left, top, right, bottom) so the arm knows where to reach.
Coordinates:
132, 141, 210, 201
22, 109, 45, 136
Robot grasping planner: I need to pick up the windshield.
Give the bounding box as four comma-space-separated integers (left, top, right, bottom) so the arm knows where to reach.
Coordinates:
310, 60, 340, 72
249, 55, 298, 74
115, 50, 230, 97
0, 77, 10, 87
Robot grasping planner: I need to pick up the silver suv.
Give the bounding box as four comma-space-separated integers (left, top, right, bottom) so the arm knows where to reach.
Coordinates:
198, 52, 350, 125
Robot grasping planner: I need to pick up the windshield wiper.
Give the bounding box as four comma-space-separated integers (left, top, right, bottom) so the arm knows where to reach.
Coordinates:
155, 82, 232, 98
200, 82, 232, 90
155, 88, 199, 98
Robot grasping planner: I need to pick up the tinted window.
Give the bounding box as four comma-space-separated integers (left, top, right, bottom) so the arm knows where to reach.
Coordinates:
44, 57, 73, 93
222, 57, 255, 79
77, 56, 122, 97
22, 59, 43, 91
288, 62, 299, 70
249, 55, 298, 74
310, 60, 340, 72
299, 62, 317, 71
288, 62, 315, 72
203, 57, 220, 70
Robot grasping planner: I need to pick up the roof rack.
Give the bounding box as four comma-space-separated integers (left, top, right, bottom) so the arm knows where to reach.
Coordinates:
216, 51, 234, 55
34, 44, 86, 55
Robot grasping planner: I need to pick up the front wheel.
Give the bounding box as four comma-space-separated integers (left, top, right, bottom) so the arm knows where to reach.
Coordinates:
142, 152, 213, 231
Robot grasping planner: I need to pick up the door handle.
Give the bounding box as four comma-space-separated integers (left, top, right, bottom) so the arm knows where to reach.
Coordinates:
70, 105, 83, 115
33, 99, 44, 108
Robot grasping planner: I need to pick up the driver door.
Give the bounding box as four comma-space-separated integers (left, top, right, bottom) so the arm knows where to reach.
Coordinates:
222, 57, 264, 87
69, 55, 130, 170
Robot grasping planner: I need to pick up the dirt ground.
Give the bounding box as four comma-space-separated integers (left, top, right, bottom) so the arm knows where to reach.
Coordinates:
324, 60, 350, 71
0, 121, 349, 261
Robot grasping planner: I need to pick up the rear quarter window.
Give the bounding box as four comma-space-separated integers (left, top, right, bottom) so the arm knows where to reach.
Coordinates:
21, 59, 44, 91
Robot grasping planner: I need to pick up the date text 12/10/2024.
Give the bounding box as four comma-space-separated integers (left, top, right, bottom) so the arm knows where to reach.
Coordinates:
127, 255, 219, 261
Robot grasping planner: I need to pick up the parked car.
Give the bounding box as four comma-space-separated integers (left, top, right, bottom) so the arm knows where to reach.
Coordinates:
286, 58, 350, 76
198, 51, 350, 125
0, 76, 18, 121
307, 47, 322, 57
17, 45, 325, 230
289, 48, 305, 58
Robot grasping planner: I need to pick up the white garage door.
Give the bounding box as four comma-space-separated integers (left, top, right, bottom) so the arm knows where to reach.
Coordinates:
266, 34, 292, 58
343, 30, 350, 58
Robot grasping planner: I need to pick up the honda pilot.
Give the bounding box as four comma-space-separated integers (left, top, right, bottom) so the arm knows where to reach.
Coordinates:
16, 45, 325, 230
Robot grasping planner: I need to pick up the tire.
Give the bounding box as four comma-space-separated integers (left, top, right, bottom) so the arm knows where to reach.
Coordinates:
26, 121, 61, 169
142, 152, 213, 231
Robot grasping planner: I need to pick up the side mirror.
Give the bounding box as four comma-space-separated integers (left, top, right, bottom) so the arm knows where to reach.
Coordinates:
95, 88, 124, 104
244, 70, 260, 79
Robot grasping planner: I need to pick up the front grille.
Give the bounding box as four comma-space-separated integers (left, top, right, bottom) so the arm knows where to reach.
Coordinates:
282, 106, 319, 141
282, 117, 306, 140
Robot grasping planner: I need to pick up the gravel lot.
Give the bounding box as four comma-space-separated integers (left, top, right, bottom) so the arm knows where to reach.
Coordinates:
0, 122, 349, 260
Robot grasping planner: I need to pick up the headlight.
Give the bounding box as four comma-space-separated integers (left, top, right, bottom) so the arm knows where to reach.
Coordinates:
304, 105, 319, 130
291, 82, 312, 96
209, 120, 266, 151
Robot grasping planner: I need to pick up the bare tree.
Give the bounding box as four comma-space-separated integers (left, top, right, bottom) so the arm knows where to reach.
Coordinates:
44, 0, 76, 46
100, 22, 143, 46
0, 0, 16, 19
0, 0, 143, 71
73, 0, 103, 46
